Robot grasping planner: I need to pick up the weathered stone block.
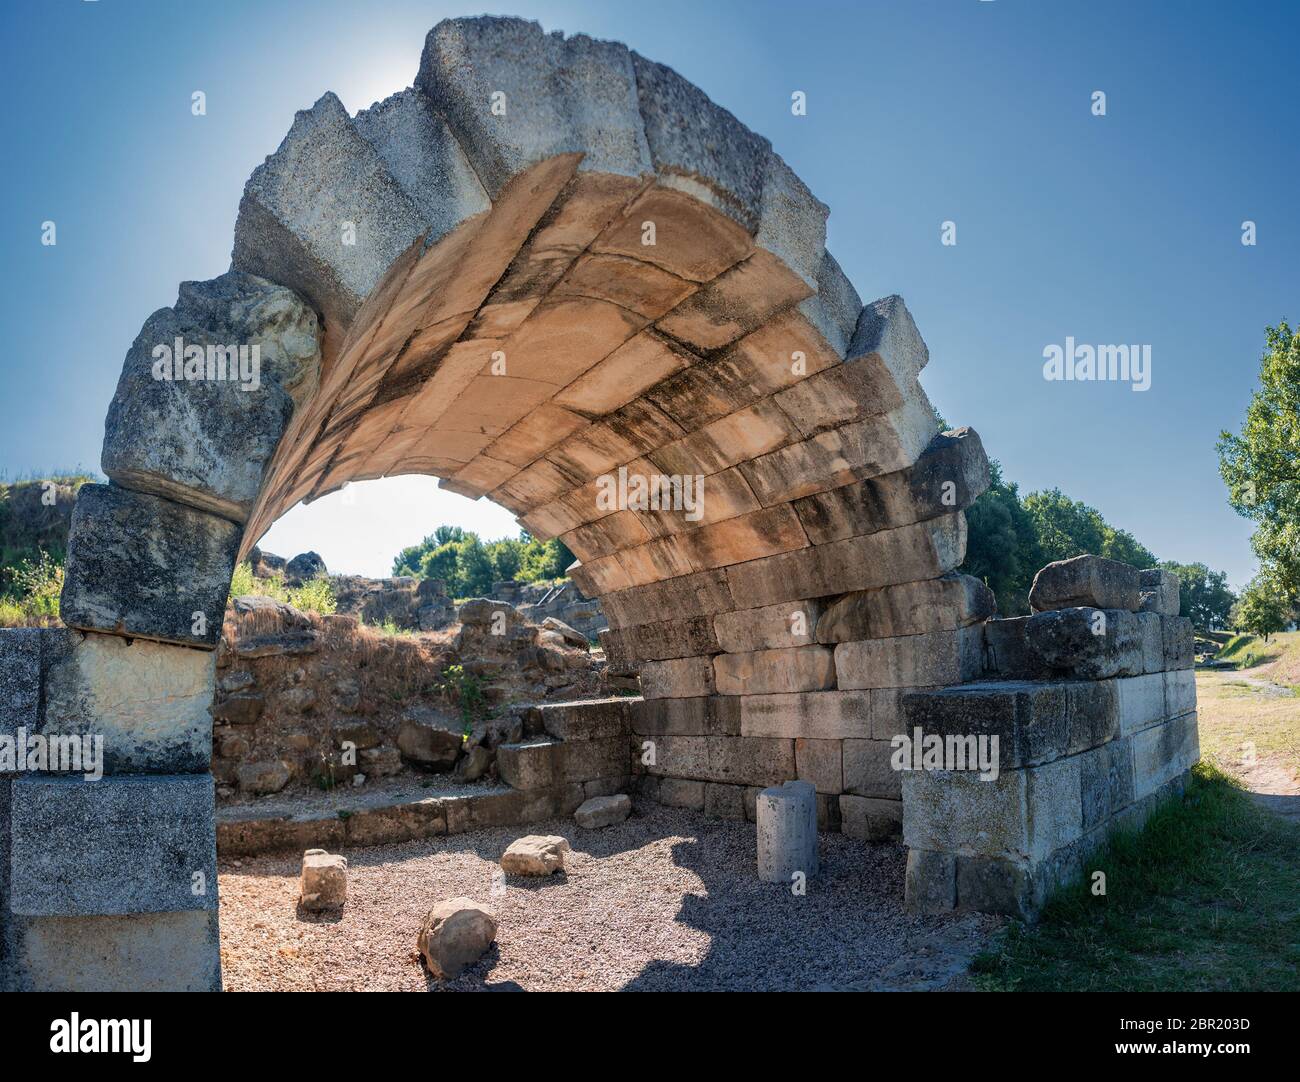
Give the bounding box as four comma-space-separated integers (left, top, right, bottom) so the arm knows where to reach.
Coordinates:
1029, 555, 1141, 613
1024, 607, 1144, 680
639, 655, 716, 699
902, 681, 1068, 770
10, 774, 217, 917
1116, 673, 1168, 736
816, 573, 995, 644
629, 695, 740, 737
101, 272, 319, 523
1079, 738, 1135, 830
902, 756, 1081, 862
1132, 712, 1199, 800
954, 855, 1035, 920
657, 777, 705, 809
1134, 610, 1166, 673
794, 738, 843, 793
738, 690, 871, 739
834, 626, 984, 690
0, 627, 41, 741
1165, 668, 1197, 718
839, 794, 902, 841
299, 849, 348, 911
1138, 568, 1180, 616
1065, 679, 1121, 754
575, 793, 631, 828
60, 484, 240, 649
601, 614, 721, 663
9, 910, 222, 992
703, 781, 746, 820
496, 740, 560, 790
984, 616, 1051, 680
904, 849, 956, 914
714, 599, 825, 653
713, 645, 836, 695
39, 629, 216, 774
842, 738, 901, 799
1161, 615, 1195, 670
533, 698, 634, 741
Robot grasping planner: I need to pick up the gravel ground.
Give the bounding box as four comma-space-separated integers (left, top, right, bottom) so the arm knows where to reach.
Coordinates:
218, 798, 999, 991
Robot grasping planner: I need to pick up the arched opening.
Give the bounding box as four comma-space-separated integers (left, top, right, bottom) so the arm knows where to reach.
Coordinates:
4, 15, 1004, 991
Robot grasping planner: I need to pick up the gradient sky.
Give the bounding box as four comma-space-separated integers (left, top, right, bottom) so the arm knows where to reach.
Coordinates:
2, 0, 1295, 583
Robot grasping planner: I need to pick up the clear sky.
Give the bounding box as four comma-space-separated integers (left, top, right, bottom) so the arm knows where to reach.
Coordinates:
2, 0, 1295, 583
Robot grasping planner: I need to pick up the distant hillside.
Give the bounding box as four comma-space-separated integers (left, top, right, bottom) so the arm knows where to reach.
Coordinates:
0, 474, 91, 565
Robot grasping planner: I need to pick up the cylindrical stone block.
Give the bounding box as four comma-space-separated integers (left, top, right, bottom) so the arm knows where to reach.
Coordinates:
756, 780, 819, 883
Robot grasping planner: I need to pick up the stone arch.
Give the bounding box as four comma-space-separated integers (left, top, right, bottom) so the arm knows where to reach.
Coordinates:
4, 16, 1008, 990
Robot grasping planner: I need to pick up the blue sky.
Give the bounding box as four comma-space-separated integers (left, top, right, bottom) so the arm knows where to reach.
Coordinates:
1, 0, 1295, 583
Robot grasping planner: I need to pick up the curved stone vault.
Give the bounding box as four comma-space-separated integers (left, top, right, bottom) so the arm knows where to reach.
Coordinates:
11, 15, 1167, 991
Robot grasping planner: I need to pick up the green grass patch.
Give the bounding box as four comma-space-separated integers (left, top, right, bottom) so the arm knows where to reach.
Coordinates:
970, 762, 1300, 991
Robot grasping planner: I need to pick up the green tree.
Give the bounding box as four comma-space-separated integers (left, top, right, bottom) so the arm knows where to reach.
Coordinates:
1022, 489, 1107, 565
959, 462, 1043, 615
1231, 572, 1292, 641
1159, 561, 1236, 630
1218, 322, 1300, 594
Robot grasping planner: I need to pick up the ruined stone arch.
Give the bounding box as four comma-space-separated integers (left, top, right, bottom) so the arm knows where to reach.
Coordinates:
4, 16, 1010, 990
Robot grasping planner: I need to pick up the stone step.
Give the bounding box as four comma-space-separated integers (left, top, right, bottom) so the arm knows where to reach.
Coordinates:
497, 736, 629, 791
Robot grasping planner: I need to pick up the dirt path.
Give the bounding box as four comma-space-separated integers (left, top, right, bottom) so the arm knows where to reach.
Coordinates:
1196, 668, 1300, 824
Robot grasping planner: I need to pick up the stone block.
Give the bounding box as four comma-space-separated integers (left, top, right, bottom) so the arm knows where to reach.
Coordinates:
714, 645, 836, 696
902, 681, 1069, 770
1165, 668, 1197, 718
629, 695, 741, 736
703, 781, 746, 820
299, 849, 348, 911
904, 849, 956, 914
39, 629, 216, 774
575, 793, 631, 828
902, 756, 1082, 862
0, 627, 41, 741
1029, 555, 1141, 613
792, 428, 989, 542
657, 777, 705, 809
757, 781, 819, 883
60, 484, 241, 649
9, 910, 222, 992
601, 615, 721, 663
1132, 712, 1199, 800
834, 625, 984, 690
496, 740, 560, 790
10, 774, 218, 917
795, 738, 843, 794
954, 855, 1036, 920
839, 794, 902, 841
1061, 680, 1119, 757
842, 738, 902, 799
1134, 610, 1166, 673
1116, 673, 1168, 736
639, 655, 716, 699
558, 737, 629, 782
816, 573, 995, 644
101, 272, 319, 523
1024, 607, 1145, 680
1079, 737, 1135, 830
532, 697, 634, 741
983, 616, 1051, 680
714, 599, 826, 653
1138, 569, 1180, 616
738, 690, 872, 739
1161, 615, 1195, 670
